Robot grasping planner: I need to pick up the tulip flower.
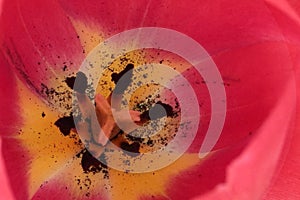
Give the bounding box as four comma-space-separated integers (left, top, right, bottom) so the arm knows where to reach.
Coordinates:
0, 0, 299, 200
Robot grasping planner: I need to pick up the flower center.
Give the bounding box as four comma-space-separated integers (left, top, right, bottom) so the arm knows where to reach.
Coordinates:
55, 63, 180, 175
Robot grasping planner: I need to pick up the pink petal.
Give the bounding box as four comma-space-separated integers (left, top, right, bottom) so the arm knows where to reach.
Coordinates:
0, 138, 14, 200
261, 1, 300, 199
1, 138, 30, 200
195, 79, 296, 200
263, 45, 300, 200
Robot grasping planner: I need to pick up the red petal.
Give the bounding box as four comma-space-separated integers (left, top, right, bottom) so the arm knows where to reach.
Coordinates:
261, 1, 300, 198
185, 41, 294, 154
263, 46, 300, 200
0, 0, 84, 101
0, 52, 22, 137
195, 80, 296, 200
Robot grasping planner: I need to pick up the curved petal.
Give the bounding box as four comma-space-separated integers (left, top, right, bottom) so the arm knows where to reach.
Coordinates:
186, 41, 294, 153
261, 1, 300, 199
195, 80, 296, 200
263, 45, 300, 200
